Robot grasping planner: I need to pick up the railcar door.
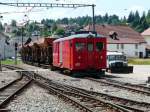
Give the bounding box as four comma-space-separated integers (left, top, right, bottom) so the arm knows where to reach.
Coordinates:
95, 39, 106, 69
87, 38, 95, 68
59, 42, 63, 64
74, 41, 86, 69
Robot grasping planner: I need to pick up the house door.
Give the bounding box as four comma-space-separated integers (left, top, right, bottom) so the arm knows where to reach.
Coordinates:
139, 52, 143, 58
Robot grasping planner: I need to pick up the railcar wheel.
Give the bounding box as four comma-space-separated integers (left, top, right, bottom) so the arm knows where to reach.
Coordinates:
63, 69, 72, 75
50, 65, 57, 71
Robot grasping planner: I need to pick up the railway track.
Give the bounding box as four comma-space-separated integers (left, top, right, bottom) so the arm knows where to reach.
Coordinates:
86, 77, 150, 96
105, 78, 150, 91
3, 65, 132, 112
63, 84, 150, 112
37, 76, 150, 112
0, 74, 32, 110
3, 64, 150, 112
29, 73, 133, 112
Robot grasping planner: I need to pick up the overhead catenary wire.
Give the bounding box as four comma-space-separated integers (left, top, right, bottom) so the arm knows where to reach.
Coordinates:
0, 2, 96, 31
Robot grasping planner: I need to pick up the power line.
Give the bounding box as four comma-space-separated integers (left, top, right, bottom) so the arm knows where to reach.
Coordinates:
0, 2, 96, 31
0, 2, 94, 8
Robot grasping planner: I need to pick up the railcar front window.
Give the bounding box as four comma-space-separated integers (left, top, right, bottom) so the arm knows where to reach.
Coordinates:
88, 43, 93, 51
75, 43, 85, 51
96, 42, 104, 51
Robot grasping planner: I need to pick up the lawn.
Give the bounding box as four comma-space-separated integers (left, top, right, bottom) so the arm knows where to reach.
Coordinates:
1, 59, 22, 65
128, 58, 150, 65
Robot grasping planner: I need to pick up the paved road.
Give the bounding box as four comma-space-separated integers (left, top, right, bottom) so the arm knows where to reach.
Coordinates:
107, 65, 150, 84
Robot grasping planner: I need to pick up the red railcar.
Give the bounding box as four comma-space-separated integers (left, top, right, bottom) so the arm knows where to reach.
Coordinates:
53, 33, 107, 74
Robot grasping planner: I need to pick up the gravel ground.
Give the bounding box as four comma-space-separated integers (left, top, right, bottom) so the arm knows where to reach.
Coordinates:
0, 67, 19, 88
7, 83, 78, 112
18, 64, 150, 104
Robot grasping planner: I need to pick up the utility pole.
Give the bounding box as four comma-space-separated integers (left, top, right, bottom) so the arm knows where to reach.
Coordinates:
15, 42, 18, 65
21, 27, 23, 47
3, 44, 5, 60
92, 4, 96, 32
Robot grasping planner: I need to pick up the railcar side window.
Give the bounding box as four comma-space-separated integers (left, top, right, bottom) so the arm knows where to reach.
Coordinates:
75, 42, 85, 51
96, 42, 104, 51
88, 43, 93, 51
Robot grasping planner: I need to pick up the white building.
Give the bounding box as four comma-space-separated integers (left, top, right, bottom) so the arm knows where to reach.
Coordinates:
0, 32, 15, 59
141, 28, 150, 57
141, 28, 150, 44
85, 25, 146, 58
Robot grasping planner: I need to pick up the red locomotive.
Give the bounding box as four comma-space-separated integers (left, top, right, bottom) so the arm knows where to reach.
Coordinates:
21, 32, 107, 76
53, 33, 106, 74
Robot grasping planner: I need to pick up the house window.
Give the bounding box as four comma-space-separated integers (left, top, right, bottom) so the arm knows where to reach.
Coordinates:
135, 44, 138, 49
117, 44, 119, 49
135, 52, 138, 56
121, 44, 124, 49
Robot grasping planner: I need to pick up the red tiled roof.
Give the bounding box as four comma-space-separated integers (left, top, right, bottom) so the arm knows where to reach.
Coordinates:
141, 28, 150, 36
85, 25, 146, 44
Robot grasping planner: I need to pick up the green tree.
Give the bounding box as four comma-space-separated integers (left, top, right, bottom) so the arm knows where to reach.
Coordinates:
0, 22, 3, 31
128, 11, 134, 23
108, 15, 120, 25
61, 18, 69, 24
137, 12, 149, 32
51, 23, 57, 33
132, 11, 140, 27
55, 28, 65, 35
11, 20, 17, 27
121, 16, 127, 25
103, 13, 109, 23
146, 10, 150, 25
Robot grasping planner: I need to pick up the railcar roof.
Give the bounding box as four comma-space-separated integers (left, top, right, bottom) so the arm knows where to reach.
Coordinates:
54, 33, 105, 42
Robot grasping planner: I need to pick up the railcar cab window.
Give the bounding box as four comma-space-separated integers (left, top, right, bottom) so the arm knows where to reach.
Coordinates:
96, 42, 104, 51
87, 43, 93, 51
75, 42, 85, 51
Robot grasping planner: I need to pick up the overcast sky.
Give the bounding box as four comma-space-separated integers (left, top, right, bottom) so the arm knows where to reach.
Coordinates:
0, 0, 149, 24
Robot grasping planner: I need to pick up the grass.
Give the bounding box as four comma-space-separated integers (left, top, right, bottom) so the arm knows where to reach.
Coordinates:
1, 59, 22, 65
128, 58, 150, 65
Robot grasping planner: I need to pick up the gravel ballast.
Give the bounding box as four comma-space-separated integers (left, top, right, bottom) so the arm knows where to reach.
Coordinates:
19, 64, 150, 104
0, 67, 19, 88
6, 83, 78, 112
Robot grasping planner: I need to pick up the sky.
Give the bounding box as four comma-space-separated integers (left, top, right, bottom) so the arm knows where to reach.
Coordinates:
0, 0, 149, 24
